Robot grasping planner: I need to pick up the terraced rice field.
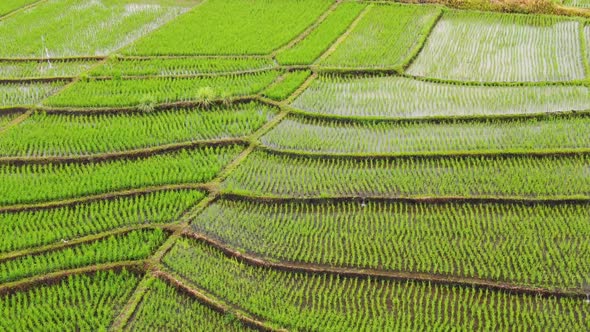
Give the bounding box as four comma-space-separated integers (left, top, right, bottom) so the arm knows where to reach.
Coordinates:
0, 0, 589, 330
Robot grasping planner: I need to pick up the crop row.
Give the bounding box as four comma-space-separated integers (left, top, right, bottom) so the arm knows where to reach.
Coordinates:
192, 199, 590, 290
43, 71, 280, 107
562, 0, 590, 7
0, 269, 140, 331
0, 145, 242, 206
164, 238, 590, 331
0, 82, 65, 107
0, 189, 203, 254
0, 229, 165, 284
89, 57, 275, 77
276, 2, 365, 65
122, 0, 333, 55
0, 102, 274, 157
223, 150, 590, 198
262, 70, 312, 101
0, 60, 96, 79
319, 4, 441, 69
125, 277, 252, 331
408, 10, 586, 82
292, 75, 590, 119
261, 115, 590, 154
0, 0, 191, 58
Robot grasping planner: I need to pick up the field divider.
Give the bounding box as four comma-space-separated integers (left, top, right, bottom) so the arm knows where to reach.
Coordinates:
315, 3, 372, 64
0, 55, 106, 63
257, 145, 590, 160
0, 137, 249, 165
0, 183, 212, 214
154, 268, 289, 332
0, 224, 177, 263
0, 0, 47, 21
579, 22, 590, 80
220, 192, 590, 206
0, 109, 32, 135
283, 103, 590, 124
0, 77, 75, 84
109, 274, 157, 331
399, 6, 444, 71
271, 0, 343, 57
181, 230, 588, 300
0, 260, 145, 296
119, 54, 274, 60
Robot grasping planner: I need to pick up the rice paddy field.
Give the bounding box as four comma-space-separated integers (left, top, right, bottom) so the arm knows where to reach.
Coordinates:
1, 0, 589, 331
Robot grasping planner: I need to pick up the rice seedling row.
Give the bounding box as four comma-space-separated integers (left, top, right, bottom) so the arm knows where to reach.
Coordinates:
123, 0, 334, 55
0, 145, 242, 206
191, 199, 590, 291
275, 2, 366, 65
562, 0, 590, 8
124, 277, 253, 331
262, 70, 312, 101
0, 81, 66, 107
43, 71, 281, 108
407, 10, 586, 82
0, 269, 140, 331
261, 115, 590, 154
0, 0, 196, 58
319, 4, 442, 69
89, 57, 276, 77
0, 189, 203, 254
163, 238, 590, 331
292, 75, 590, 119
0, 60, 97, 79
222, 150, 590, 198
0, 102, 275, 157
0, 229, 165, 284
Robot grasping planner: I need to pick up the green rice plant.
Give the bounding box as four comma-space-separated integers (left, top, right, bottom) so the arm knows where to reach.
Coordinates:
0, 229, 166, 283
0, 102, 274, 156
0, 190, 203, 253
0, 270, 140, 331
222, 150, 590, 198
89, 57, 276, 77
0, 0, 192, 57
407, 11, 585, 82
0, 82, 66, 107
164, 238, 590, 331
0, 0, 40, 16
261, 115, 590, 154
0, 60, 97, 79
0, 145, 242, 205
292, 75, 590, 118
562, 0, 590, 8
319, 4, 441, 68
125, 278, 253, 331
262, 70, 311, 101
193, 199, 590, 290
44, 71, 281, 107
123, 0, 334, 55
276, 2, 365, 65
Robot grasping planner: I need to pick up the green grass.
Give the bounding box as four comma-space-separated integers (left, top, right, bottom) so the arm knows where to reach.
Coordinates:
0, 145, 242, 206
292, 75, 590, 118
192, 199, 590, 290
276, 2, 366, 65
407, 11, 585, 82
0, 102, 274, 156
44, 71, 281, 107
261, 115, 590, 154
0, 229, 166, 283
125, 278, 253, 331
164, 238, 590, 331
0, 82, 66, 107
319, 4, 441, 68
0, 190, 204, 253
123, 0, 334, 55
0, 60, 97, 79
223, 150, 590, 198
0, 0, 191, 57
262, 70, 312, 101
0, 270, 140, 331
89, 57, 276, 77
